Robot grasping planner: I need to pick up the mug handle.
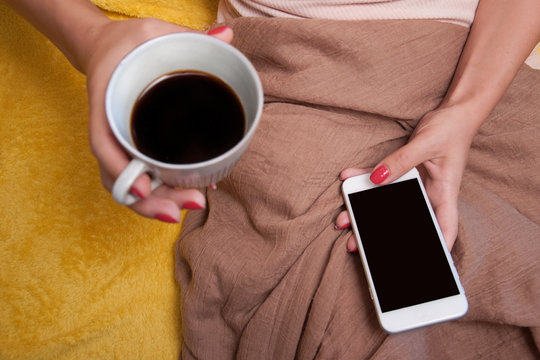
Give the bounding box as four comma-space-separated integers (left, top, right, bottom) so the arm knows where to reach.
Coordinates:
112, 159, 162, 205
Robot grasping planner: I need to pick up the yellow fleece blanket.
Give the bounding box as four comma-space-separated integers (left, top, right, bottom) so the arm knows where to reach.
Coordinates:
0, 1, 217, 359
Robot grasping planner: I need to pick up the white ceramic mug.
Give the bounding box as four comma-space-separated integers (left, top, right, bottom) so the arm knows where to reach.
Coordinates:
105, 33, 263, 205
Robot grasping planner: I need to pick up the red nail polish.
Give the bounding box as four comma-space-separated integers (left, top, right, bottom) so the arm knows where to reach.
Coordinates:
207, 26, 229, 36
130, 187, 145, 199
155, 214, 178, 223
338, 222, 350, 230
370, 165, 389, 184
182, 201, 204, 210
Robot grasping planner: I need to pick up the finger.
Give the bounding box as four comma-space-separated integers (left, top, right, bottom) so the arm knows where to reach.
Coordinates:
430, 193, 459, 251
92, 125, 155, 203
369, 138, 434, 185
130, 187, 206, 222
347, 235, 358, 253
89, 104, 155, 199
339, 168, 372, 181
335, 211, 359, 253
129, 174, 153, 200
335, 210, 351, 230
87, 63, 158, 202
336, 170, 368, 254
132, 192, 182, 223
207, 26, 234, 43
153, 186, 206, 210
87, 60, 134, 188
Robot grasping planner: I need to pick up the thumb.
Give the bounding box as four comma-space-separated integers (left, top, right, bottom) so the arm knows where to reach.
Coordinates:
369, 139, 431, 185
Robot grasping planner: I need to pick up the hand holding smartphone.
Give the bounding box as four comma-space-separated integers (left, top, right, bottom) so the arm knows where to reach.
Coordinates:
342, 168, 468, 333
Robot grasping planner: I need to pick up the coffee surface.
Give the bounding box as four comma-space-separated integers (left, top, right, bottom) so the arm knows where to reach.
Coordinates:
131, 71, 245, 164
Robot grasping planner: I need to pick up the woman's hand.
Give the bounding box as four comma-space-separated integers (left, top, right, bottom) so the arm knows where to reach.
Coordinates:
336, 0, 540, 252
3, 0, 233, 222
336, 104, 478, 252
85, 19, 233, 222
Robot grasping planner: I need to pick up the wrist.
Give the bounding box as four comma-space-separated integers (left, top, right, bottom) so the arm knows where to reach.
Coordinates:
440, 67, 501, 121
432, 100, 487, 141
57, 6, 111, 73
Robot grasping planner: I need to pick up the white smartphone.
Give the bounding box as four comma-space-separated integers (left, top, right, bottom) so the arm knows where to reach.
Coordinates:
342, 168, 468, 333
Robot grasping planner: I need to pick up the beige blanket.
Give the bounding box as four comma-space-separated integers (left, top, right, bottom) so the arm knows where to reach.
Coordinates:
177, 18, 540, 359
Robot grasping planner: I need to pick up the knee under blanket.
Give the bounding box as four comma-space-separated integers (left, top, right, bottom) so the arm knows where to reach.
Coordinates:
177, 18, 540, 359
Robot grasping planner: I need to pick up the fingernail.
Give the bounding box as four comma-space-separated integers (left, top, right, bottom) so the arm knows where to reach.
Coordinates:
207, 26, 230, 36
347, 247, 358, 254
155, 213, 179, 223
335, 222, 350, 230
209, 183, 217, 190
130, 187, 145, 199
182, 201, 204, 210
370, 165, 389, 184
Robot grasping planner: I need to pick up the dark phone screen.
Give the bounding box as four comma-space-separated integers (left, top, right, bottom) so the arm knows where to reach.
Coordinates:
348, 178, 459, 312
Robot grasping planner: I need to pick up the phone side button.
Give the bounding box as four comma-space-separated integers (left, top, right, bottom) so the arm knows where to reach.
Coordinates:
368, 287, 374, 300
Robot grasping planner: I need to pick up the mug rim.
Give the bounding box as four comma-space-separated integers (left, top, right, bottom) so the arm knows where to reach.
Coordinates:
105, 32, 264, 171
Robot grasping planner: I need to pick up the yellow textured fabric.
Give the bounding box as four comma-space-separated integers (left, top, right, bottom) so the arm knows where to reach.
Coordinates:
92, 0, 219, 30
0, 1, 217, 359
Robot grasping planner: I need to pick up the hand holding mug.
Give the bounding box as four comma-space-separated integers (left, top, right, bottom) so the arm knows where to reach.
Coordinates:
85, 18, 259, 222
106, 31, 263, 207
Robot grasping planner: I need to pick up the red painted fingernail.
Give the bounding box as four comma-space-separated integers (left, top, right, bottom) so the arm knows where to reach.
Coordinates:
370, 165, 389, 184
207, 26, 230, 36
182, 201, 204, 210
130, 187, 146, 199
155, 213, 178, 223
335, 222, 350, 230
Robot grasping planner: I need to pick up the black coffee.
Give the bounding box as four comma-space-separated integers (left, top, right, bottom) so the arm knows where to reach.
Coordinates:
131, 70, 245, 164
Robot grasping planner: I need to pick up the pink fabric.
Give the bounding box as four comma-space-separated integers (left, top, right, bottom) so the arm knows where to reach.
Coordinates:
218, 0, 479, 27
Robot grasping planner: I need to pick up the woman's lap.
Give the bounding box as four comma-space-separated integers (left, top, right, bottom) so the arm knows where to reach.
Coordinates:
176, 18, 539, 359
